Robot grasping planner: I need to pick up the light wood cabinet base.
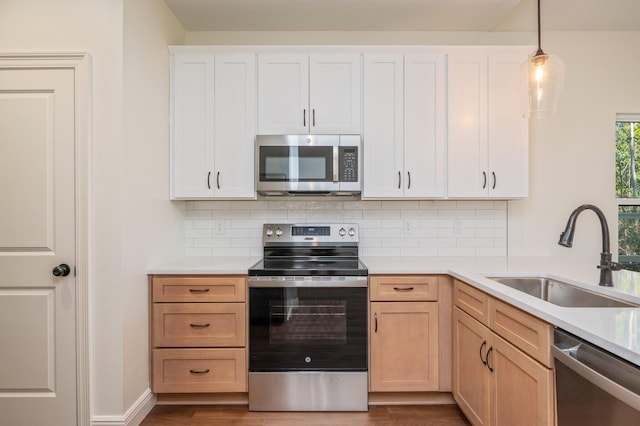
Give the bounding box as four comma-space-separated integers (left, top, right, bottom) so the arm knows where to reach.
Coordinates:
156, 392, 248, 405
368, 392, 456, 406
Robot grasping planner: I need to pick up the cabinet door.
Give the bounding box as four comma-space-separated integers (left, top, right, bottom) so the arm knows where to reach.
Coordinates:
170, 54, 215, 199
309, 54, 361, 134
488, 54, 529, 198
214, 54, 256, 198
369, 301, 439, 392
362, 54, 404, 198
447, 53, 489, 198
490, 334, 554, 426
404, 54, 446, 198
453, 307, 490, 426
257, 54, 309, 134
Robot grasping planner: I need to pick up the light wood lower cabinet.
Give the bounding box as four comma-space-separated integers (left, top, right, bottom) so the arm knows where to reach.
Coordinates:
453, 280, 554, 425
150, 275, 247, 395
368, 275, 452, 395
370, 301, 439, 391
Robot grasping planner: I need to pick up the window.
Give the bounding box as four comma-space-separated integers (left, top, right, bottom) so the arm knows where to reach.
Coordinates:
615, 114, 640, 270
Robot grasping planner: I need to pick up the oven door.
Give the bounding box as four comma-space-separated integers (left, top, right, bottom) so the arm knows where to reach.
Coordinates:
256, 135, 339, 193
249, 280, 367, 372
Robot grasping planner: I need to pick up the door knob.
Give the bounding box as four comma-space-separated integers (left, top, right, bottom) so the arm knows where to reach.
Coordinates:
52, 263, 71, 277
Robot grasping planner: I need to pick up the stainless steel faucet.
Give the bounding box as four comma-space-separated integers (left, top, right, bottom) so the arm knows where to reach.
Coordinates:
558, 204, 621, 287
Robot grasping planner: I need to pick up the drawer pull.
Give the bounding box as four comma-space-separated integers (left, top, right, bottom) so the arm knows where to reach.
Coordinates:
188, 288, 210, 294
189, 369, 210, 374
189, 323, 211, 328
393, 286, 414, 292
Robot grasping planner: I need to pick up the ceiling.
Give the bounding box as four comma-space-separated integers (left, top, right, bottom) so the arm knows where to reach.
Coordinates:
163, 0, 640, 32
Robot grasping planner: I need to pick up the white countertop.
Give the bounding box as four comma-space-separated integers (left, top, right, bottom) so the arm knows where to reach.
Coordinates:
148, 255, 640, 366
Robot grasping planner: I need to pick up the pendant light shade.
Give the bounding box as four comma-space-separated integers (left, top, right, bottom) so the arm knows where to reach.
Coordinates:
522, 0, 565, 118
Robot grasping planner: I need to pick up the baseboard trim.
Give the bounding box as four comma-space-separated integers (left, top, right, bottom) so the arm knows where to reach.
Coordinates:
91, 388, 156, 426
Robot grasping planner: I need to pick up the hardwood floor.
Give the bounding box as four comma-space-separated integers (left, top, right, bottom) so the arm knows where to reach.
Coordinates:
140, 404, 470, 426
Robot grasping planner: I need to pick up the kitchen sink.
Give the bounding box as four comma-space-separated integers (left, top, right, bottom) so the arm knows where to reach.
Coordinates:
487, 277, 636, 308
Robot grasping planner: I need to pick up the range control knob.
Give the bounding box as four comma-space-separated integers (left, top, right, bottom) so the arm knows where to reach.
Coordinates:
348, 228, 356, 237
265, 228, 273, 237
275, 228, 283, 237
339, 227, 346, 237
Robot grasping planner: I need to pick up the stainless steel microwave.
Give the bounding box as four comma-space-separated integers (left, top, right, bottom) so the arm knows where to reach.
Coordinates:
256, 135, 362, 197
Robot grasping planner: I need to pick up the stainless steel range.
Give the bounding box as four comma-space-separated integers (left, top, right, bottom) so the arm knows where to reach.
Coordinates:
247, 223, 368, 412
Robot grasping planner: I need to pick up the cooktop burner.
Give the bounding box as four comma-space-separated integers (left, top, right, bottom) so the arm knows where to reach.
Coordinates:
248, 223, 368, 277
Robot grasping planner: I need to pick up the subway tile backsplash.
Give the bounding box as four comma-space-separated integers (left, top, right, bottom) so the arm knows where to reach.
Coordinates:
183, 200, 507, 257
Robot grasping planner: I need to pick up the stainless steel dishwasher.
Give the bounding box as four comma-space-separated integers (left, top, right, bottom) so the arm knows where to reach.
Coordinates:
552, 329, 640, 425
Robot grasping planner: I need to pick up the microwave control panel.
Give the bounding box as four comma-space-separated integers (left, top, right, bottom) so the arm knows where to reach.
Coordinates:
339, 147, 359, 182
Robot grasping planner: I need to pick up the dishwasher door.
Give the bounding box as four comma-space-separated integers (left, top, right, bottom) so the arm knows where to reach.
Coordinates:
552, 329, 640, 425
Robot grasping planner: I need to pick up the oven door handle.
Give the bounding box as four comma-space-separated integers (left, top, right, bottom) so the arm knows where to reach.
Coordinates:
248, 276, 368, 288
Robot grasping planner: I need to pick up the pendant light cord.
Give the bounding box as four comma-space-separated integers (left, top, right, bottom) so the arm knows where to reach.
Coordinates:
536, 0, 545, 56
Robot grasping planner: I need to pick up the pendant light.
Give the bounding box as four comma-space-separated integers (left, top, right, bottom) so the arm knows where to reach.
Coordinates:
522, 0, 565, 118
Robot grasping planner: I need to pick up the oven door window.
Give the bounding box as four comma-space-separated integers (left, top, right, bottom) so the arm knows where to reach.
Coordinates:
259, 146, 333, 182
249, 287, 367, 371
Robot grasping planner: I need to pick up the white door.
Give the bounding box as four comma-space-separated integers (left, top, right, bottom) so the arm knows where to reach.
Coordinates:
488, 53, 529, 198
257, 54, 309, 134
363, 54, 404, 198
0, 67, 77, 425
309, 54, 361, 134
447, 53, 489, 198
170, 53, 215, 199
214, 54, 257, 199
404, 54, 446, 198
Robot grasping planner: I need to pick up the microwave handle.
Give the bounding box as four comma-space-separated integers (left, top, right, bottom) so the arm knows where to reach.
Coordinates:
333, 146, 339, 182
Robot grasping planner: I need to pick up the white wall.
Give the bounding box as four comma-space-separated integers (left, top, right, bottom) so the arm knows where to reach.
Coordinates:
122, 0, 185, 413
0, 0, 186, 422
0, 0, 127, 418
508, 31, 640, 284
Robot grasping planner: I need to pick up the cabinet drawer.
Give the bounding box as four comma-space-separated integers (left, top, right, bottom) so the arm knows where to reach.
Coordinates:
152, 348, 247, 393
489, 298, 553, 367
454, 279, 489, 326
152, 275, 246, 303
369, 275, 438, 301
154, 303, 246, 347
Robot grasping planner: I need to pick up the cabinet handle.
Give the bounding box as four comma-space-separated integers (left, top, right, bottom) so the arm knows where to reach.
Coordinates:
479, 340, 487, 366
492, 172, 496, 190
374, 313, 378, 333
312, 109, 316, 126
407, 171, 411, 189
303, 109, 306, 126
189, 288, 210, 294
393, 286, 414, 292
398, 171, 402, 189
216, 171, 221, 189
189, 323, 211, 328
207, 171, 211, 189
486, 346, 494, 372
482, 171, 487, 189
189, 369, 210, 374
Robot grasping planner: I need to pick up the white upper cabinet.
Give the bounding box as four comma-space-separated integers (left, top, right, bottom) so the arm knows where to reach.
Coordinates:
447, 49, 529, 198
258, 53, 361, 135
363, 54, 404, 198
404, 54, 446, 198
213, 54, 257, 198
171, 54, 215, 199
363, 53, 446, 198
170, 52, 256, 199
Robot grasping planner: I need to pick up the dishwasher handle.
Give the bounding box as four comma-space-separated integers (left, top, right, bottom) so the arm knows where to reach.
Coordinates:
551, 343, 640, 412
